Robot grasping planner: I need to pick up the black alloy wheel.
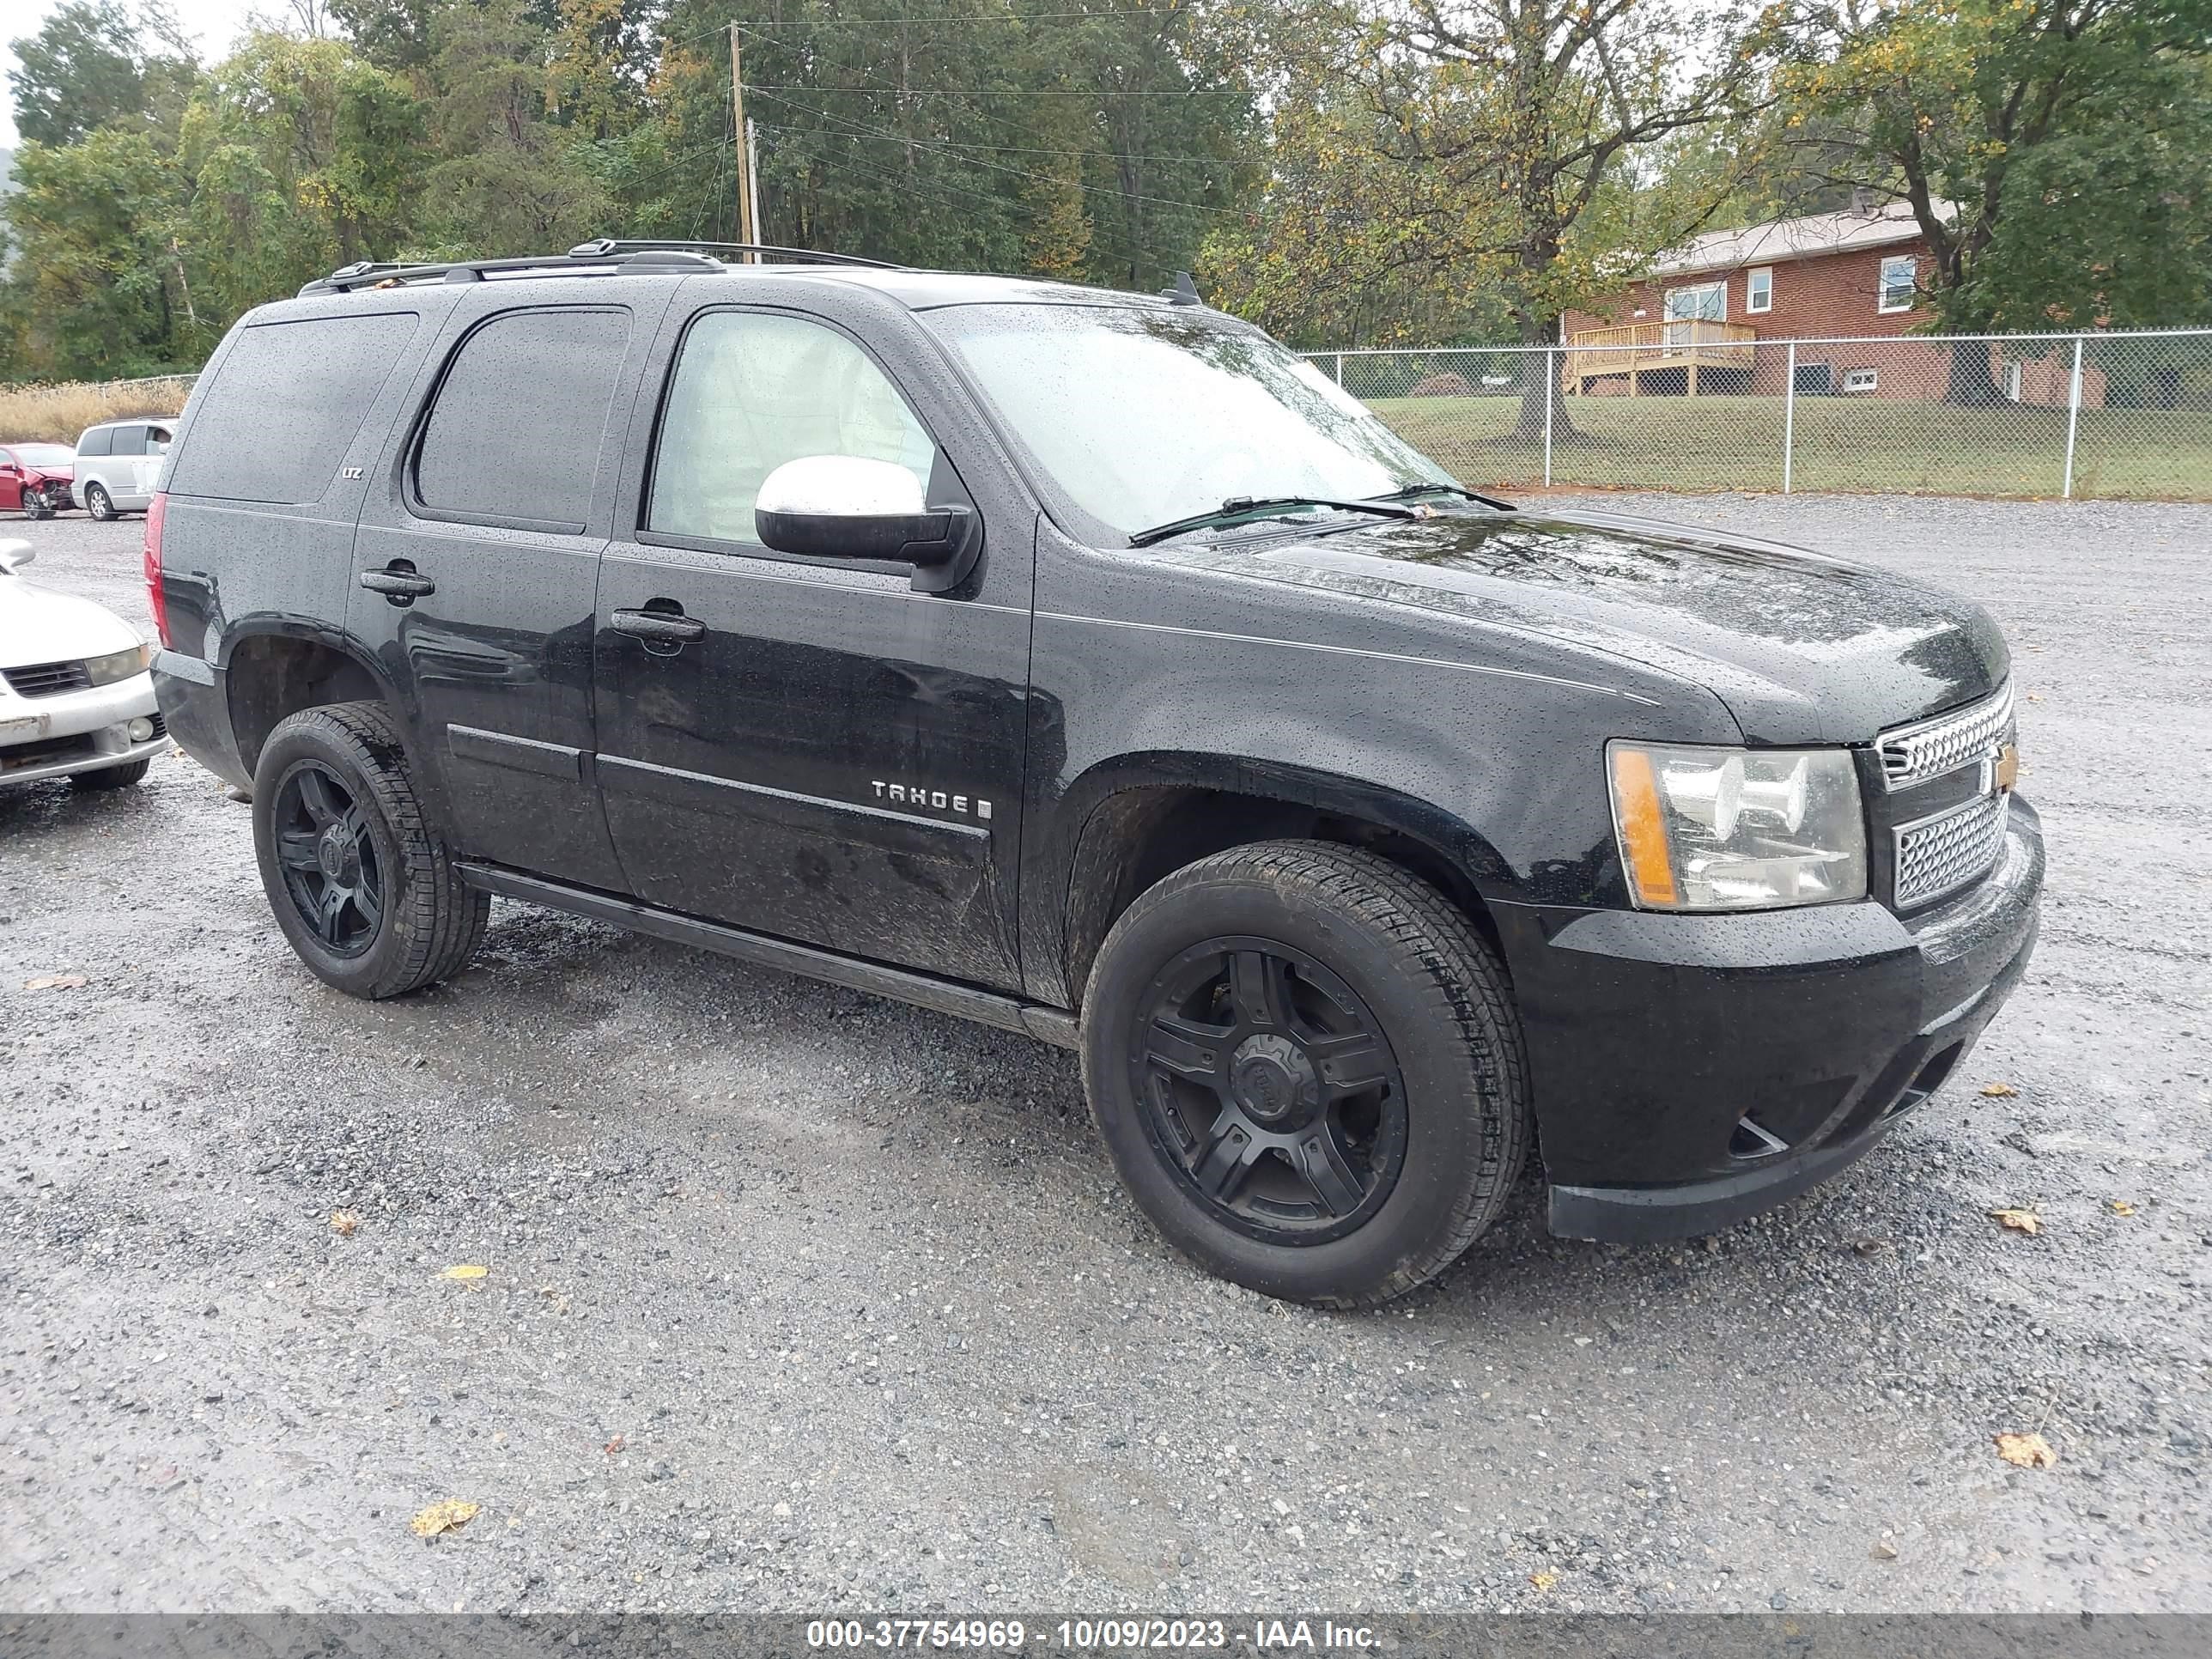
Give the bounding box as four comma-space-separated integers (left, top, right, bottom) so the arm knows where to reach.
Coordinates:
270, 760, 385, 957
1133, 936, 1408, 1245
1083, 840, 1531, 1307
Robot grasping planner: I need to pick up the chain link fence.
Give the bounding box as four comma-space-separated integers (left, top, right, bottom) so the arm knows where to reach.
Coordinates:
1309, 329, 2212, 501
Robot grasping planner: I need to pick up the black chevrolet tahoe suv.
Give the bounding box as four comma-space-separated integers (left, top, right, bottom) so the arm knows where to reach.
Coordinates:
149, 240, 2043, 1308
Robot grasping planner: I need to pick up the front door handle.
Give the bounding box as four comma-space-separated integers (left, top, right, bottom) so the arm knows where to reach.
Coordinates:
358, 563, 435, 603
611, 607, 707, 645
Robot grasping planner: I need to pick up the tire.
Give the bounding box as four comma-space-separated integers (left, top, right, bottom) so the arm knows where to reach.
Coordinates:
1081, 841, 1530, 1309
24, 490, 54, 520
84, 482, 114, 521
252, 702, 489, 1000
70, 757, 150, 789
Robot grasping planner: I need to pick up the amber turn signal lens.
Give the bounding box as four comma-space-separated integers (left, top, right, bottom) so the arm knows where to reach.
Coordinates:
1608, 744, 1680, 908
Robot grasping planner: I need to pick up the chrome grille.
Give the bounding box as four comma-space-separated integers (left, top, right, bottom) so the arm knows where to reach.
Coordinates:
1877, 684, 2013, 790
3, 659, 93, 699
1894, 792, 2009, 909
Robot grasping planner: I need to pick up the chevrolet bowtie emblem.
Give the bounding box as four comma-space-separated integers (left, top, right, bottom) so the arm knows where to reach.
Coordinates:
1994, 741, 2020, 793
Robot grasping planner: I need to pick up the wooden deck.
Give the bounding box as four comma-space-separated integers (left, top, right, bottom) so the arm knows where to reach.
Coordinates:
1565, 321, 1759, 396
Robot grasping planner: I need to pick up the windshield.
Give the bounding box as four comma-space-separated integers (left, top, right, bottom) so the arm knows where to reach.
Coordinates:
11, 445, 74, 467
921, 304, 1459, 541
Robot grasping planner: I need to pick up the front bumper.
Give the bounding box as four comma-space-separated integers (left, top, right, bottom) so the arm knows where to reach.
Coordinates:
1493, 798, 2044, 1243
0, 670, 166, 785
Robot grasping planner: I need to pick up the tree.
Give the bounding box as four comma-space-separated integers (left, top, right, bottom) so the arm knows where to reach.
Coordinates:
1206, 0, 1766, 435
1778, 0, 2212, 401
9, 1, 155, 147
0, 128, 184, 376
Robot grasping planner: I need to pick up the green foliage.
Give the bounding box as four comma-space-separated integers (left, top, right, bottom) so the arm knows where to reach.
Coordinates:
8, 1, 160, 148
2, 0, 2208, 386
1777, 0, 2212, 337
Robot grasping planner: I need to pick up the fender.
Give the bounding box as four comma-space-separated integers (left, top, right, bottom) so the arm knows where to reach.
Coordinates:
213, 617, 461, 836
1026, 750, 1516, 1010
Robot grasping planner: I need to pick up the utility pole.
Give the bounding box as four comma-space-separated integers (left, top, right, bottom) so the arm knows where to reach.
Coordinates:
728, 21, 757, 258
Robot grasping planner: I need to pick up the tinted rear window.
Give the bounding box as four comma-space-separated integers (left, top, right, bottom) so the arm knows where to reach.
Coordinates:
77, 427, 112, 458
414, 307, 631, 532
167, 313, 421, 503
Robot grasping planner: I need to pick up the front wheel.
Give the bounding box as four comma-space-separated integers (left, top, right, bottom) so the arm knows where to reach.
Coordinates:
83, 482, 115, 521
1081, 841, 1530, 1309
252, 702, 488, 999
24, 489, 55, 520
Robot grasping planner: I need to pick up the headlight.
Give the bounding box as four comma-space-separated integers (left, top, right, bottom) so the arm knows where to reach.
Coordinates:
82, 643, 150, 687
1607, 740, 1867, 911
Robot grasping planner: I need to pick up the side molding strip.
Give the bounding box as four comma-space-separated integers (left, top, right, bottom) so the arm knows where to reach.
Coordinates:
447, 724, 585, 781
455, 860, 1080, 1050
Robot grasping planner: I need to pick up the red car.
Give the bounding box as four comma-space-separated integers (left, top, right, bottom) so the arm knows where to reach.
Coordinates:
0, 444, 78, 518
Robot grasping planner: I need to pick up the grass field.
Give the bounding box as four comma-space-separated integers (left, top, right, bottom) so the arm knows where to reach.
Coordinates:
0, 377, 194, 446
1367, 392, 2212, 501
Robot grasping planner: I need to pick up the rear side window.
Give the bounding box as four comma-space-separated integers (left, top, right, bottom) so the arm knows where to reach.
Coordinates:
77, 427, 112, 458
414, 307, 630, 532
167, 313, 421, 504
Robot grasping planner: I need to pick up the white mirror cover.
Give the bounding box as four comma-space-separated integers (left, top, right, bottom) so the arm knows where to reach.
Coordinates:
757, 455, 927, 519
0, 538, 33, 573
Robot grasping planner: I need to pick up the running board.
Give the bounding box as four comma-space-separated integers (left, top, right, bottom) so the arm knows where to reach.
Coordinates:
455, 861, 1080, 1050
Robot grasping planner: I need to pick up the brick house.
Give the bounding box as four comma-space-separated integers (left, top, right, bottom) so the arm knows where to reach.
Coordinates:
1560, 200, 2100, 406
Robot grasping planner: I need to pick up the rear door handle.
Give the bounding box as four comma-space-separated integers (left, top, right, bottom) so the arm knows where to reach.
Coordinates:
611, 607, 707, 645
358, 564, 435, 602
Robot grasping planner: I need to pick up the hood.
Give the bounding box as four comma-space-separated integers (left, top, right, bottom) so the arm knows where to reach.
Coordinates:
1158, 505, 2008, 744
0, 574, 143, 669
24, 463, 73, 482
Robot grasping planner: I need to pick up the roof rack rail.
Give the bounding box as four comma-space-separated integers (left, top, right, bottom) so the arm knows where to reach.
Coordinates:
301, 238, 899, 296
568, 238, 904, 270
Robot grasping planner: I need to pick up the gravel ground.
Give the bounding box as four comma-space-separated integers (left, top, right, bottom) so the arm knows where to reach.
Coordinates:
2, 494, 2209, 1617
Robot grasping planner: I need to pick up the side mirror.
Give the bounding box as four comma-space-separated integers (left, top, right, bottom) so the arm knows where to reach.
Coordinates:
0, 539, 36, 574
755, 456, 980, 594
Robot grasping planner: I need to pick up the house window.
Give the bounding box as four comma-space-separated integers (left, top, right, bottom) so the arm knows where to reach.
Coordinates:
1843, 367, 1879, 393
1664, 280, 1727, 325
1746, 266, 1774, 314
1878, 254, 1917, 313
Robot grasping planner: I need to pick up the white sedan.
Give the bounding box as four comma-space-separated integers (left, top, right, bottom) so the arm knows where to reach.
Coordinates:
0, 538, 165, 790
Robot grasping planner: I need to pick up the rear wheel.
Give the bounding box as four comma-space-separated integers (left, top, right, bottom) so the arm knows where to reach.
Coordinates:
252, 702, 488, 999
1081, 841, 1530, 1308
84, 482, 115, 521
70, 757, 149, 790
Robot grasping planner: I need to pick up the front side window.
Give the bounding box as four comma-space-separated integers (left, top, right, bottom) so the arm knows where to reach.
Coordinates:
110, 426, 149, 457
1746, 266, 1774, 313
416, 307, 631, 532
647, 311, 936, 549
1878, 255, 1917, 313
920, 304, 1455, 542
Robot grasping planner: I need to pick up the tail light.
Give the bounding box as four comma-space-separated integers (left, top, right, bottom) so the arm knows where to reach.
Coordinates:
143, 491, 172, 649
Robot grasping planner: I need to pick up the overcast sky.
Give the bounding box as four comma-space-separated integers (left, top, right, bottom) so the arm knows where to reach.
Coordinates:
2, 0, 267, 148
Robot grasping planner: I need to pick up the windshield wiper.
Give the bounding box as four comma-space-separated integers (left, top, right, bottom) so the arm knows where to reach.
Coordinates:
1128, 495, 1420, 548
1370, 480, 1517, 511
